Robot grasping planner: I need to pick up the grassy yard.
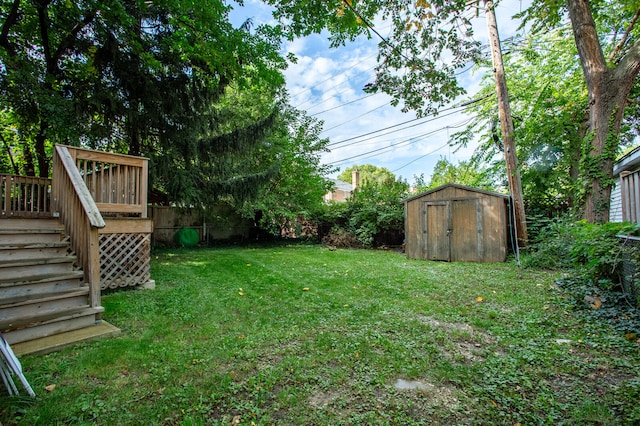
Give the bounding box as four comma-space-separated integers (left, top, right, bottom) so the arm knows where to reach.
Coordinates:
4, 244, 640, 424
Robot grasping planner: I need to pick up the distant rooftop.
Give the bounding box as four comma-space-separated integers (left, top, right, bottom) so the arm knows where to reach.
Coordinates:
329, 178, 352, 192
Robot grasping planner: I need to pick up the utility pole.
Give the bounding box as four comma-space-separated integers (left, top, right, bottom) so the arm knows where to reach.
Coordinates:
484, 0, 528, 246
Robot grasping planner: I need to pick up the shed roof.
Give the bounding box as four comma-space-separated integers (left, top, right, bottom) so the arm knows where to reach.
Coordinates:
403, 183, 509, 204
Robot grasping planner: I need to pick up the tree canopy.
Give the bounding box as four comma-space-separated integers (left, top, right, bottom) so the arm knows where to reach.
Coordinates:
413, 157, 497, 193
337, 164, 397, 187
0, 0, 331, 219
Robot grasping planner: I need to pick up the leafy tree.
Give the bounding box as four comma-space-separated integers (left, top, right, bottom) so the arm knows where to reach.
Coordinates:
337, 164, 396, 187
347, 179, 408, 247
413, 156, 497, 192
518, 0, 640, 223
266, 0, 481, 116
1, 0, 334, 215
452, 28, 590, 217
236, 102, 334, 235
322, 177, 408, 247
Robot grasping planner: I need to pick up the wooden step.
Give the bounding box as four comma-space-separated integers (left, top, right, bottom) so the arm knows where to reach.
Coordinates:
0, 242, 70, 261
0, 218, 62, 230
11, 320, 120, 355
0, 230, 65, 244
0, 288, 90, 329
2, 306, 105, 345
0, 219, 65, 242
0, 256, 77, 281
0, 271, 84, 299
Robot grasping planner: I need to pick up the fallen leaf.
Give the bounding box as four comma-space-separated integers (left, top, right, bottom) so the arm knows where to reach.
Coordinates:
625, 333, 637, 340
232, 415, 241, 425
590, 299, 602, 309
476, 296, 484, 303
302, 287, 309, 291
45, 384, 56, 392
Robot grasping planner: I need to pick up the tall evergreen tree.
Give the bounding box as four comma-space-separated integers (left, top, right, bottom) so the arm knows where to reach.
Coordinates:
0, 0, 295, 206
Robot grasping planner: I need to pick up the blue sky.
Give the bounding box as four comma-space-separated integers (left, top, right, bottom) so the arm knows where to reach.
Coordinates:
230, 1, 530, 184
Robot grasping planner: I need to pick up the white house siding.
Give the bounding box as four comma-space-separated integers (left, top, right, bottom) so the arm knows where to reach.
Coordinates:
610, 179, 623, 223
611, 144, 640, 224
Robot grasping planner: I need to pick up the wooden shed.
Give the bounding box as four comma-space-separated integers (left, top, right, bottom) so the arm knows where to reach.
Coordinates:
403, 183, 510, 262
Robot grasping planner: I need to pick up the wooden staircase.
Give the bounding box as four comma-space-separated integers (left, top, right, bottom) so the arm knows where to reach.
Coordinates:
0, 218, 104, 346
0, 145, 153, 353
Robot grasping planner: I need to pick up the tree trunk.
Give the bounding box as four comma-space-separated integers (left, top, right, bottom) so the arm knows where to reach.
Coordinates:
35, 125, 50, 178
484, 0, 528, 245
21, 143, 35, 177
567, 0, 640, 223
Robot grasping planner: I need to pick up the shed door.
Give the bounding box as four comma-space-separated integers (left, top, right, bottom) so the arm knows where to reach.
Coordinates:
450, 198, 482, 262
423, 201, 451, 261
423, 199, 482, 262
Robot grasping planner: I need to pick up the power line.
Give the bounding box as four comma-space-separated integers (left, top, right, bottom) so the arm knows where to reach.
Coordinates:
391, 141, 451, 172
289, 52, 378, 103
329, 108, 465, 149
309, 93, 377, 116
392, 122, 472, 172
327, 117, 473, 166
326, 94, 492, 148
321, 100, 391, 133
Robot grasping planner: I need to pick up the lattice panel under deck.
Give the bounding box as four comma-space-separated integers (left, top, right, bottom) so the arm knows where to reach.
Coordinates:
100, 233, 151, 289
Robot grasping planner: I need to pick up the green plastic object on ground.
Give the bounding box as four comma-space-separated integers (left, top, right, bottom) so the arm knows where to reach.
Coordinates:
175, 227, 199, 247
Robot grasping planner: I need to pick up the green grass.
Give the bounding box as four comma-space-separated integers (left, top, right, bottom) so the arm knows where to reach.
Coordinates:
3, 244, 640, 425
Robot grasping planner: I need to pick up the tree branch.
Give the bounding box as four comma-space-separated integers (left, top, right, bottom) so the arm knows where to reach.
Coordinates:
0, 132, 19, 175
52, 7, 99, 64
608, 8, 640, 63
613, 37, 640, 86
35, 0, 55, 75
0, 0, 21, 57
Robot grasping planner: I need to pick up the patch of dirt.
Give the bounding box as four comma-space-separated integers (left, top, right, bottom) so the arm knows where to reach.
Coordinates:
416, 315, 502, 364
447, 340, 486, 363
308, 389, 340, 408
591, 365, 637, 387
417, 315, 475, 334
394, 378, 460, 408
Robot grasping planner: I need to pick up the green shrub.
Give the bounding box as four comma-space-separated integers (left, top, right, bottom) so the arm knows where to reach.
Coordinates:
521, 215, 575, 270
523, 217, 638, 287
314, 180, 407, 247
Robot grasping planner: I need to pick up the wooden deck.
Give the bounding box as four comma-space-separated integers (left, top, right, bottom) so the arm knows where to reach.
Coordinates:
0, 144, 153, 352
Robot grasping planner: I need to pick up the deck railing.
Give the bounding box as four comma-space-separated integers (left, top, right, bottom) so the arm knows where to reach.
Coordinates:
8, 145, 152, 295
65, 146, 148, 218
52, 145, 105, 309
62, 146, 152, 290
1, 174, 52, 218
